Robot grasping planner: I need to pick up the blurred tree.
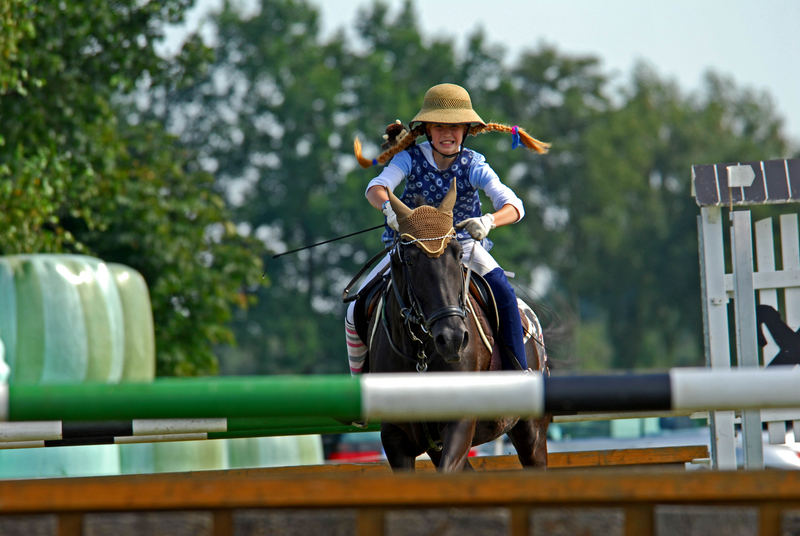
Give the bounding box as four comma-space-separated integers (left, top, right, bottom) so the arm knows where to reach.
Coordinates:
483, 46, 612, 368
0, 0, 36, 95
159, 0, 357, 373
164, 0, 795, 374
555, 65, 789, 369
164, 0, 476, 373
0, 0, 264, 375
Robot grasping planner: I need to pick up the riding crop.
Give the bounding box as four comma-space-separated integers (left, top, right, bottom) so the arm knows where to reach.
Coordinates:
271, 224, 384, 259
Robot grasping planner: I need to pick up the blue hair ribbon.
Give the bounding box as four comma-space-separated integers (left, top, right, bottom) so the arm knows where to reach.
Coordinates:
511, 125, 521, 149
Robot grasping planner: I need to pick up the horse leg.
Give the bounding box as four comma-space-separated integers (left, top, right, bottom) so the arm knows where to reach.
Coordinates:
436, 420, 477, 472
507, 418, 548, 469
428, 448, 475, 471
427, 449, 442, 468
532, 416, 550, 467
381, 424, 420, 471
512, 304, 550, 468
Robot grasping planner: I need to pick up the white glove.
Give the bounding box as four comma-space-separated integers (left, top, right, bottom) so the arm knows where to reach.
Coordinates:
382, 200, 399, 231
456, 213, 495, 240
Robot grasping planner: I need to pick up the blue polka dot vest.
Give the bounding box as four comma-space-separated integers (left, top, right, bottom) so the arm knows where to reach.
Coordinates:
382, 145, 484, 246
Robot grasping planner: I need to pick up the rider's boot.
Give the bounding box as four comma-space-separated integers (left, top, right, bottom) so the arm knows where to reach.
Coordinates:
483, 267, 528, 371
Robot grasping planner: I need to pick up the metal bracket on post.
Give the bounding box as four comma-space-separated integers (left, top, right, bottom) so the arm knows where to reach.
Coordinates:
730, 210, 764, 469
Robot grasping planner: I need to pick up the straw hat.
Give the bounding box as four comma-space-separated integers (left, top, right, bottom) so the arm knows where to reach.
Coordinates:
409, 83, 486, 129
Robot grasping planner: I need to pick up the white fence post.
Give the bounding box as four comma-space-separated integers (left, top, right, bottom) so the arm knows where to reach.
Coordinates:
730, 210, 764, 469
698, 206, 737, 469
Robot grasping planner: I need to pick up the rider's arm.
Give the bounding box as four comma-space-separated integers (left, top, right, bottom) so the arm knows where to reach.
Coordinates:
364, 152, 412, 210
491, 204, 522, 227
469, 153, 525, 226
366, 185, 390, 210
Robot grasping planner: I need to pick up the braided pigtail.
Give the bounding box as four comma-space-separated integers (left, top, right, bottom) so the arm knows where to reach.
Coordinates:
353, 137, 375, 168
353, 124, 426, 168
470, 122, 551, 154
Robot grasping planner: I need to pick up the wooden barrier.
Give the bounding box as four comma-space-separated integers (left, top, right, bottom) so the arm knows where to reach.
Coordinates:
257, 445, 710, 474
1, 456, 799, 536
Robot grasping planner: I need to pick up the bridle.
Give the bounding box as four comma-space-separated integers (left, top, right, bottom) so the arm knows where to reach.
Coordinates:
380, 234, 467, 371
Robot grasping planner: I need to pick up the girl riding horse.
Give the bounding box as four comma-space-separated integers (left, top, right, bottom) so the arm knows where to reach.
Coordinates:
345, 82, 549, 375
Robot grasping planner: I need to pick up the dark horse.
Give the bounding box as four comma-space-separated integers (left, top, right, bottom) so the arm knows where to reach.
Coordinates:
365, 180, 550, 472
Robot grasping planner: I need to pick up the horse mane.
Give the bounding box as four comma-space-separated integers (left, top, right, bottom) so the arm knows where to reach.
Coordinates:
410, 194, 429, 207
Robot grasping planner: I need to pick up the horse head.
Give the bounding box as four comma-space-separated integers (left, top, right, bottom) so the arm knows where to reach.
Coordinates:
386, 179, 469, 364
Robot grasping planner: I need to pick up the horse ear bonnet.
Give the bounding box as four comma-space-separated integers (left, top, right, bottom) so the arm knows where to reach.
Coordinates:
387, 179, 457, 257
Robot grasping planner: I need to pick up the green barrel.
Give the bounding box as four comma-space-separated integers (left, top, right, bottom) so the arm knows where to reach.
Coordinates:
62, 255, 123, 382
0, 260, 16, 378
226, 435, 324, 469
119, 435, 324, 474
0, 254, 156, 477
109, 263, 155, 381
0, 254, 155, 383
120, 439, 227, 474
0, 254, 326, 477
0, 445, 121, 479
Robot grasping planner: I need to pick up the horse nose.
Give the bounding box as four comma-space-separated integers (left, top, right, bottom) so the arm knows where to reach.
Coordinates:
434, 327, 469, 363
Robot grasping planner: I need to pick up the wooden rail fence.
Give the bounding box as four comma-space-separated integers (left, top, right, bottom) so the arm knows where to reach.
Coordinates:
1, 457, 799, 536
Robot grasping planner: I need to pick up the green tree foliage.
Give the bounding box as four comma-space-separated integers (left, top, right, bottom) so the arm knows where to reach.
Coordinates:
9, 0, 792, 376
159, 0, 359, 373
0, 0, 36, 95
163, 0, 795, 373
0, 0, 264, 375
165, 0, 521, 373
564, 66, 788, 369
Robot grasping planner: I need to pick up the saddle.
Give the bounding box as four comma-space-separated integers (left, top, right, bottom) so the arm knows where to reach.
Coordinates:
352, 268, 502, 367
352, 271, 391, 346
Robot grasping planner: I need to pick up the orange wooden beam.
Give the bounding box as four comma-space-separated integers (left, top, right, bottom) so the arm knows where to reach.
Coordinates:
1, 467, 800, 513
224, 445, 709, 475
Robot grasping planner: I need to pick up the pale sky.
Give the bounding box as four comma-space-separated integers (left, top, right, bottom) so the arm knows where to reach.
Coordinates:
312, 0, 800, 148
172, 0, 800, 148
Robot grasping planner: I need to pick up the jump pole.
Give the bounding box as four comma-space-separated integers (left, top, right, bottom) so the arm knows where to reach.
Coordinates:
0, 424, 382, 450
0, 368, 798, 422
0, 416, 375, 443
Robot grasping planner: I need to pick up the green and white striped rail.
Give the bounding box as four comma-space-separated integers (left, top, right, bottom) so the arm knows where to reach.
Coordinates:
0, 416, 377, 448
1, 367, 799, 423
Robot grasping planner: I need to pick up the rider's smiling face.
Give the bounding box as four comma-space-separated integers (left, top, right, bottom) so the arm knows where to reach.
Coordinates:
427, 123, 466, 155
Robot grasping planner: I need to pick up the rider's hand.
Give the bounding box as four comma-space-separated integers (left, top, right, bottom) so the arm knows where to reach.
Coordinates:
382, 200, 399, 231
456, 213, 495, 240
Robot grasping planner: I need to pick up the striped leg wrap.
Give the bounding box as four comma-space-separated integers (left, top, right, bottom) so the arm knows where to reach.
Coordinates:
345, 319, 367, 375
